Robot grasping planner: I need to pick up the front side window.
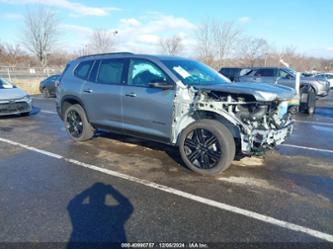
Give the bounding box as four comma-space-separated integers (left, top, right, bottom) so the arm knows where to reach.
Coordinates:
97, 59, 125, 85
128, 59, 168, 87
163, 59, 229, 86
316, 74, 326, 80
280, 69, 294, 79
254, 69, 275, 77
74, 60, 94, 80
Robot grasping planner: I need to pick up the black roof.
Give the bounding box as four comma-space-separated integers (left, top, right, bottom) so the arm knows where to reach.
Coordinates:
76, 52, 190, 62
77, 52, 134, 60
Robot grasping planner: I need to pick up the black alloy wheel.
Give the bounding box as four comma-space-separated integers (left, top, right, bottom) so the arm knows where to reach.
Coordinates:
184, 128, 222, 169
66, 109, 84, 138
179, 119, 235, 175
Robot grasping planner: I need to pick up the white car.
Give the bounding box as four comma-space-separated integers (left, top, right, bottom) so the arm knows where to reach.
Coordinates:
314, 73, 333, 88
0, 78, 32, 116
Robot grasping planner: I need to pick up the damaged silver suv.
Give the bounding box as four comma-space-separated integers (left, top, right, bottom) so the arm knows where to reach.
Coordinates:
56, 53, 299, 175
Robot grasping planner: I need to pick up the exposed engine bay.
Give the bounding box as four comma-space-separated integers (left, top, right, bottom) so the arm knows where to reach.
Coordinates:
172, 82, 299, 155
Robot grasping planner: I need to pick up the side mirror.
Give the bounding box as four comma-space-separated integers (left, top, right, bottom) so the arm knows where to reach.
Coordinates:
149, 81, 173, 90
275, 77, 281, 84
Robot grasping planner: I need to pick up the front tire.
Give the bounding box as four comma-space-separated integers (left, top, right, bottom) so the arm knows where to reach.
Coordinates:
179, 119, 236, 175
64, 104, 95, 141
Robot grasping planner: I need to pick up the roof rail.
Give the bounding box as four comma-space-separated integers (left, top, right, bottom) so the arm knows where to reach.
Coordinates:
77, 52, 134, 60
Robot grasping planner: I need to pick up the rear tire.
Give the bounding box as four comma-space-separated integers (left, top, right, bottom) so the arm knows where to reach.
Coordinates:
179, 119, 235, 175
306, 87, 316, 115
64, 104, 95, 141
43, 88, 50, 98
300, 86, 316, 115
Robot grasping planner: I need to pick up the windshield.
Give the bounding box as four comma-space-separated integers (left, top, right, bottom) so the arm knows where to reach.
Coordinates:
0, 78, 14, 89
162, 59, 230, 86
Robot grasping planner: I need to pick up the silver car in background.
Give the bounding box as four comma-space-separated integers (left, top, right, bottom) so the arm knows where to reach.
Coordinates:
312, 73, 333, 89
0, 78, 32, 116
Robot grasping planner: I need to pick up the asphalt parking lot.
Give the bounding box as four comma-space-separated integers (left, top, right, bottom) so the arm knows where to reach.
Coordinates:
0, 92, 333, 248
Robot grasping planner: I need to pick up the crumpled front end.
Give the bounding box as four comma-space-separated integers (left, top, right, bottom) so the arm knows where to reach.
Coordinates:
171, 82, 299, 156
238, 99, 297, 155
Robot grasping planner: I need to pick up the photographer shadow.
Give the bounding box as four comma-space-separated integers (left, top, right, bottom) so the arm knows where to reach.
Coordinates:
67, 183, 133, 248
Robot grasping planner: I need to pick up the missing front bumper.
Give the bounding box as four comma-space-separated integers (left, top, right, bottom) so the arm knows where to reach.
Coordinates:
241, 124, 294, 155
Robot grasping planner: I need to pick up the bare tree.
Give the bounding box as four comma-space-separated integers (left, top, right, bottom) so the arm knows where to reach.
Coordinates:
239, 38, 270, 67
4, 44, 26, 66
88, 29, 117, 54
159, 35, 184, 55
194, 21, 214, 66
195, 20, 241, 69
212, 21, 241, 68
23, 6, 59, 66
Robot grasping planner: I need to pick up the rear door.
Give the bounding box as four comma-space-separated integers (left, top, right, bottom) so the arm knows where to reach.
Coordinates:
121, 58, 175, 140
81, 58, 127, 129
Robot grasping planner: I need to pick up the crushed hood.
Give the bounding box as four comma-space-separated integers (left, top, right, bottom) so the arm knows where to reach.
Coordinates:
193, 82, 297, 102
0, 87, 28, 101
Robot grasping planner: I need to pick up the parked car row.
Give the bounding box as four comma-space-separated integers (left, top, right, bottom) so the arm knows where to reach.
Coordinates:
220, 66, 331, 115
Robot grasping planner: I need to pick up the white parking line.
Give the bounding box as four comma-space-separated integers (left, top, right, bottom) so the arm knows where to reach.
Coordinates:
0, 137, 333, 242
296, 120, 333, 127
40, 110, 57, 115
281, 144, 333, 154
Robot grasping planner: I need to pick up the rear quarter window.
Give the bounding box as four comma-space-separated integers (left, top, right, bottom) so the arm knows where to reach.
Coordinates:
74, 60, 94, 80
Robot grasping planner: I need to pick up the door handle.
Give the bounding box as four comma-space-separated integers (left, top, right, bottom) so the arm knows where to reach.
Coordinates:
125, 93, 136, 97
83, 89, 93, 93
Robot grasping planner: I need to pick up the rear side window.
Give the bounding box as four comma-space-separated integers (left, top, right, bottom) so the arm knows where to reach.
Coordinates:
97, 59, 125, 85
74, 60, 94, 80
254, 69, 275, 77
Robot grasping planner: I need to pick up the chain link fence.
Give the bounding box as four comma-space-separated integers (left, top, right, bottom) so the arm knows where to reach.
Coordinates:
0, 66, 63, 81
0, 66, 64, 95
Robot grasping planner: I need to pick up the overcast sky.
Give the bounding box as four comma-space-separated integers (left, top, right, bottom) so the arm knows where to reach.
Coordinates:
0, 0, 332, 58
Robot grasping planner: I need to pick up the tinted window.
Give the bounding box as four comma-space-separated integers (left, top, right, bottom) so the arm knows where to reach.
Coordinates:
128, 59, 168, 87
316, 74, 326, 80
254, 69, 275, 77
89, 60, 100, 82
97, 59, 125, 85
48, 75, 60, 81
279, 69, 294, 79
75, 61, 93, 80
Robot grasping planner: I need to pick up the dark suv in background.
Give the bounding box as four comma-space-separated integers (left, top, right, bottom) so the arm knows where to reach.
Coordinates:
56, 53, 298, 175
39, 74, 61, 98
